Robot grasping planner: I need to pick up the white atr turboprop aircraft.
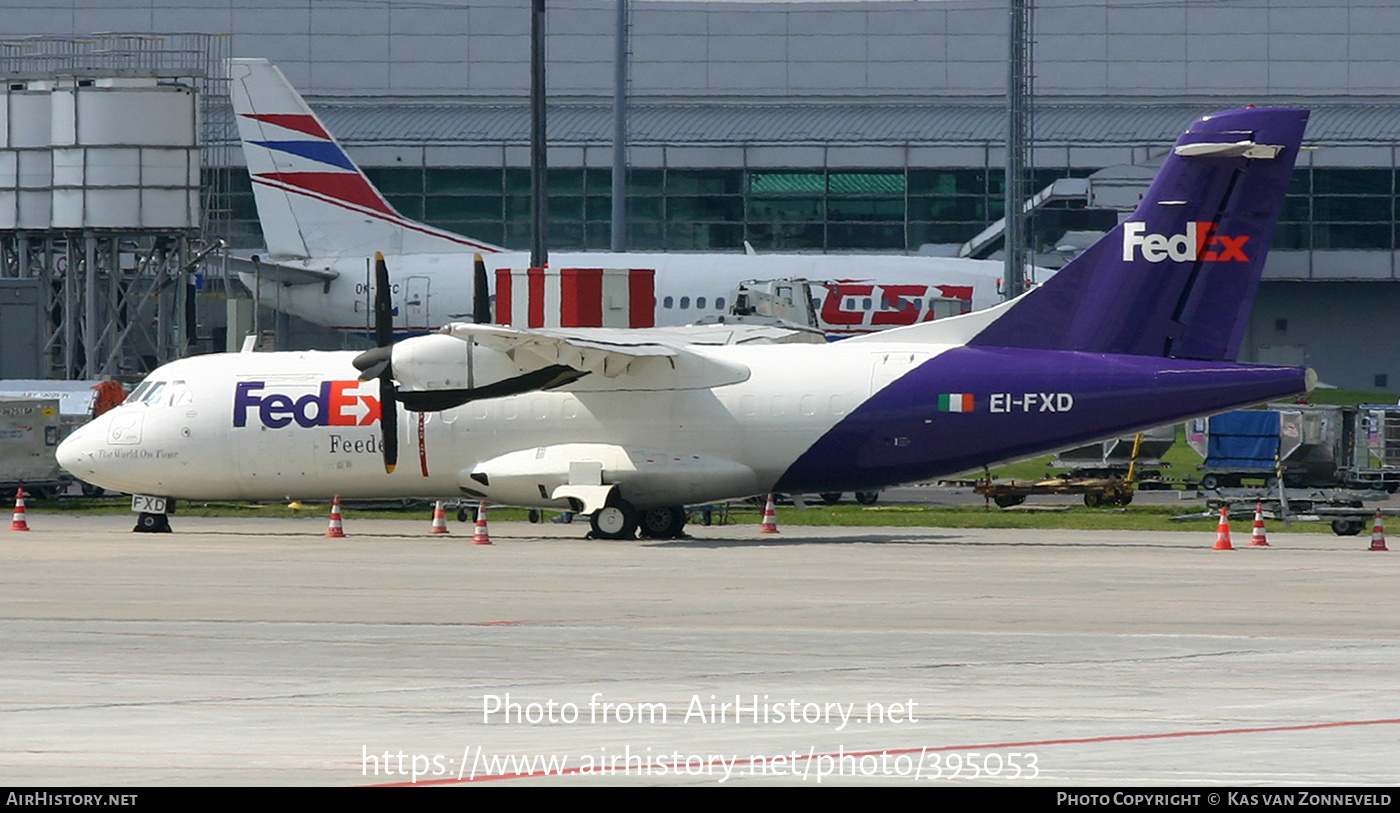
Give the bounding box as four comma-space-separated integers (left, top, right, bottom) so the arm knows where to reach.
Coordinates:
227, 57, 1014, 337
60, 107, 1313, 540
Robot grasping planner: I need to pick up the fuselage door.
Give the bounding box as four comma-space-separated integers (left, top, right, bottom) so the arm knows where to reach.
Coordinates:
406, 276, 431, 331
869, 352, 928, 396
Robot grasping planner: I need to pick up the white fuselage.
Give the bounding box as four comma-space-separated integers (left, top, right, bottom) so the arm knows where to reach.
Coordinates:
240, 250, 1007, 337
59, 338, 950, 506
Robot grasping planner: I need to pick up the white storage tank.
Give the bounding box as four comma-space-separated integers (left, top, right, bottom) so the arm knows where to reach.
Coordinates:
0, 80, 55, 230
49, 77, 199, 230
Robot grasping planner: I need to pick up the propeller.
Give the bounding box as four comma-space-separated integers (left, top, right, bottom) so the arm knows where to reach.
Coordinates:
473, 253, 492, 324
351, 252, 398, 473
350, 251, 582, 434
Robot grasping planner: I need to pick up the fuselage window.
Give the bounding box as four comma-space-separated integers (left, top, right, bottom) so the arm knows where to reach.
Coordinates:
680, 296, 690, 309
697, 296, 707, 310
715, 297, 725, 310
663, 296, 674, 309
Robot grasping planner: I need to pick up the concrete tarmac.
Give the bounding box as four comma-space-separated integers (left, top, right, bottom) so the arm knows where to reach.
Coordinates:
2, 512, 1397, 786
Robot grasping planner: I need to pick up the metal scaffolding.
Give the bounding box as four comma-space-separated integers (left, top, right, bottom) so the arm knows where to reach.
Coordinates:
0, 33, 233, 380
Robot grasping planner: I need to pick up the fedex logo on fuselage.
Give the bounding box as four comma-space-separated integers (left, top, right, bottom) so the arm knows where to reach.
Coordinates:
1122, 221, 1250, 263
234, 380, 380, 428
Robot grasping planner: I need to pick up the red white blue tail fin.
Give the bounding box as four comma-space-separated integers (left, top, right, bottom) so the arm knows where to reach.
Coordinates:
228, 58, 501, 260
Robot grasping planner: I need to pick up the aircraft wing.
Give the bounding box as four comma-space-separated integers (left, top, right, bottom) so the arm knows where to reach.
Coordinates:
444, 323, 679, 379
387, 322, 752, 410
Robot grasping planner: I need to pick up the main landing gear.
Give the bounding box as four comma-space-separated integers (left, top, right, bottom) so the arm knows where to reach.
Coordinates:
588, 499, 688, 540
134, 512, 172, 533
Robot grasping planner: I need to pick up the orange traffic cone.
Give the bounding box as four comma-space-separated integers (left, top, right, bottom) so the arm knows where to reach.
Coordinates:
1249, 502, 1270, 547
1369, 510, 1388, 552
325, 495, 346, 538
429, 501, 449, 534
10, 487, 29, 531
760, 494, 779, 534
1213, 505, 1234, 550
472, 501, 492, 545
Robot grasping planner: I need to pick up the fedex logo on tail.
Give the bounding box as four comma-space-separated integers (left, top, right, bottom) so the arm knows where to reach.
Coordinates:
234, 381, 380, 428
1122, 222, 1250, 263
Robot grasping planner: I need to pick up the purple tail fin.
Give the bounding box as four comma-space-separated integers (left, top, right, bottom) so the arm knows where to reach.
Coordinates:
971, 107, 1308, 361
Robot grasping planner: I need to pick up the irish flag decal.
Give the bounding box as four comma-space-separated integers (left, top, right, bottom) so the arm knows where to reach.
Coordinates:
938, 393, 974, 413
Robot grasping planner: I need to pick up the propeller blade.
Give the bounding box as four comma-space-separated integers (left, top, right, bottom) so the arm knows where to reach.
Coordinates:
381, 377, 398, 473
373, 252, 393, 348
473, 253, 492, 324
371, 251, 398, 473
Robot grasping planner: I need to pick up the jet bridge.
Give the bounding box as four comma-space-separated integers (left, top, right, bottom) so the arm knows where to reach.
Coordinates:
957, 178, 1091, 260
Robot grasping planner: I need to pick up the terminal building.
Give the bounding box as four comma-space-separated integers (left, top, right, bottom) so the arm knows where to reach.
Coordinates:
5, 0, 1400, 392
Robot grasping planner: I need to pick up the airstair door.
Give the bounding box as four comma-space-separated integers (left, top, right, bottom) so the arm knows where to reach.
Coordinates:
405, 276, 431, 331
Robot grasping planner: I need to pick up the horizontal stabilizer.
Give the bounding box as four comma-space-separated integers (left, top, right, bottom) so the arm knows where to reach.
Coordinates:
227, 254, 338, 286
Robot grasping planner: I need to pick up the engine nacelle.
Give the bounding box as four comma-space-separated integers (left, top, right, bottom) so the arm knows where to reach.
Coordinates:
390, 333, 540, 392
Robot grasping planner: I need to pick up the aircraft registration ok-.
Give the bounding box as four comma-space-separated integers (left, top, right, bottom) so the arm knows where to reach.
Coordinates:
59, 107, 1313, 539
227, 57, 1011, 336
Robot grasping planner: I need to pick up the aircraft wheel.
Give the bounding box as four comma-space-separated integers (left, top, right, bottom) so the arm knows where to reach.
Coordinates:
854, 491, 880, 505
527, 509, 543, 524
80, 481, 105, 498
818, 492, 843, 505
639, 506, 686, 539
133, 512, 171, 533
590, 501, 638, 540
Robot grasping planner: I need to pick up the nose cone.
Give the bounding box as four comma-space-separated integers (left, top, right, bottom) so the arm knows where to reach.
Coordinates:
56, 420, 93, 470
56, 416, 114, 489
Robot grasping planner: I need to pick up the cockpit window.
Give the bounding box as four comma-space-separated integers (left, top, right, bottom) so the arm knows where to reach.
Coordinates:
131, 380, 193, 407
167, 381, 194, 407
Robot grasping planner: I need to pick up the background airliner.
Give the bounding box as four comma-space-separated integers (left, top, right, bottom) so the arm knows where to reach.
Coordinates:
228, 57, 1017, 337
60, 107, 1312, 539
